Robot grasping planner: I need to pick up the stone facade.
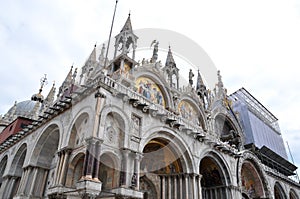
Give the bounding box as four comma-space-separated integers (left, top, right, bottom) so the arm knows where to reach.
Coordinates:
0, 15, 299, 199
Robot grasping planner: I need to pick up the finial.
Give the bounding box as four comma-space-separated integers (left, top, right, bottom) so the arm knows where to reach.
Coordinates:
31, 74, 47, 103
39, 74, 48, 93
94, 42, 97, 48
129, 10, 131, 17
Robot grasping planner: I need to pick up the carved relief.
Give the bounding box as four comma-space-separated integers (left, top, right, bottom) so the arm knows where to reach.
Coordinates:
131, 114, 141, 137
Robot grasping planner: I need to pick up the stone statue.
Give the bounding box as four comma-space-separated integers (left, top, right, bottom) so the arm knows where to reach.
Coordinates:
189, 69, 194, 86
150, 40, 159, 63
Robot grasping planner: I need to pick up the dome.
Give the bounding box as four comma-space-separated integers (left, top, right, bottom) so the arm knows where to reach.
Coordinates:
6, 100, 39, 119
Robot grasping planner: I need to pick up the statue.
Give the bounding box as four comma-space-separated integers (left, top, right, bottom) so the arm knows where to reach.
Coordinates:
189, 69, 194, 86
150, 40, 159, 63
220, 130, 241, 150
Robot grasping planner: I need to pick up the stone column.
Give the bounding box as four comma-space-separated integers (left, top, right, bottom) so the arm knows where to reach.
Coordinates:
59, 148, 72, 185
184, 174, 189, 199
119, 149, 130, 187
192, 174, 197, 199
179, 175, 183, 199
168, 176, 172, 199
174, 175, 177, 199
29, 167, 38, 195
132, 153, 142, 190
16, 167, 29, 195
4, 176, 15, 199
92, 139, 103, 181
198, 174, 202, 199
54, 151, 64, 185
161, 175, 166, 199
83, 138, 97, 179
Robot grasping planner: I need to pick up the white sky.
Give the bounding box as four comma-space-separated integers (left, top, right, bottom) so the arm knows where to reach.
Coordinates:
1, 0, 300, 171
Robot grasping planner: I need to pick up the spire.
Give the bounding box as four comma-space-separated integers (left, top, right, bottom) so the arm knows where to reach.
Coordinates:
98, 43, 106, 64
57, 65, 73, 98
7, 101, 17, 121
45, 82, 56, 104
196, 70, 205, 90
120, 13, 133, 32
88, 44, 97, 62
165, 46, 176, 66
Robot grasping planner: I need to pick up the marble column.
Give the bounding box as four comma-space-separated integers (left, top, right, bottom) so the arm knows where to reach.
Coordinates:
133, 152, 142, 190
92, 139, 103, 181
179, 175, 183, 199
161, 175, 166, 199
59, 148, 72, 185
198, 174, 202, 199
174, 175, 177, 199
119, 149, 130, 187
16, 167, 29, 195
184, 174, 189, 199
54, 151, 63, 185
29, 167, 38, 195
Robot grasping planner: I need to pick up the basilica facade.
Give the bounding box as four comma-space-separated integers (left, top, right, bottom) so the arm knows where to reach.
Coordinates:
0, 15, 299, 199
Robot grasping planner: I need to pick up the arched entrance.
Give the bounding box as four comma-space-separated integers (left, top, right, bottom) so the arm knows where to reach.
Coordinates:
200, 155, 231, 199
3, 144, 27, 198
99, 153, 119, 190
27, 124, 60, 197
241, 160, 265, 198
140, 137, 188, 199
66, 153, 85, 187
274, 182, 287, 199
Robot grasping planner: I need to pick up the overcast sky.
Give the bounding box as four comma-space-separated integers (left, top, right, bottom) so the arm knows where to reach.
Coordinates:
1, 0, 300, 172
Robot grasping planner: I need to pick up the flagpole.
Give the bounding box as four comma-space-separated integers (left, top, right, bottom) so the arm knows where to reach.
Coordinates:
104, 0, 118, 70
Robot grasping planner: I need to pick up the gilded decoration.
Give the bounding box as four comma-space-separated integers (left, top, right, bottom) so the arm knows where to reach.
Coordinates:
178, 100, 199, 125
135, 77, 165, 107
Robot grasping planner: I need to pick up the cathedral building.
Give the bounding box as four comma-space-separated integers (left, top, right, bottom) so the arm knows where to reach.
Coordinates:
0, 15, 299, 199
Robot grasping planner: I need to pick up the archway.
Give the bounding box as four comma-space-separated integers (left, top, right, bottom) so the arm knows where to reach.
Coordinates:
29, 124, 60, 197
103, 112, 125, 148
215, 114, 241, 149
98, 153, 119, 190
274, 182, 287, 199
241, 160, 265, 198
200, 155, 231, 199
0, 155, 7, 188
68, 113, 89, 148
3, 144, 27, 198
290, 189, 298, 199
140, 137, 184, 198
66, 153, 85, 187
